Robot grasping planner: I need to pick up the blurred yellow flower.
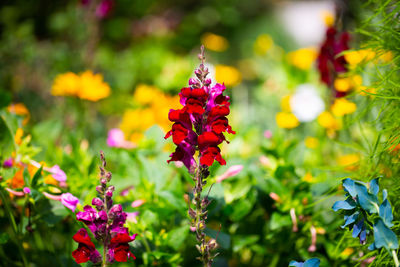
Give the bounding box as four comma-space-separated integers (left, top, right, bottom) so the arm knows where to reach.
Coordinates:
317, 111, 341, 131
51, 72, 80, 96
7, 103, 30, 125
334, 75, 363, 93
280, 95, 292, 112
305, 137, 319, 149
202, 33, 229, 52
15, 128, 24, 145
358, 86, 376, 96
340, 247, 354, 257
44, 175, 59, 186
51, 71, 111, 101
254, 34, 273, 55
344, 49, 376, 68
315, 227, 326, 235
331, 98, 356, 116
78, 71, 111, 101
215, 65, 242, 87
134, 84, 163, 106
276, 112, 299, 129
334, 77, 352, 92
120, 86, 180, 142
379, 51, 393, 62
287, 48, 317, 70
302, 172, 314, 182
321, 10, 334, 27
337, 154, 360, 170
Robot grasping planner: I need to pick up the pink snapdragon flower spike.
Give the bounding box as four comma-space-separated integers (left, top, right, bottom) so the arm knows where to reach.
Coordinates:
216, 165, 243, 183
72, 151, 137, 265
107, 128, 136, 149
48, 165, 67, 182
61, 193, 80, 212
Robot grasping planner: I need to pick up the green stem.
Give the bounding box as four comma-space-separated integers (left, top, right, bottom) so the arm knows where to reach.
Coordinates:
0, 188, 29, 267
140, 232, 152, 254
392, 250, 399, 267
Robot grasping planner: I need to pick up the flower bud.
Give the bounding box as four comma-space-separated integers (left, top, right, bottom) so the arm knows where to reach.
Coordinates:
106, 172, 112, 182
208, 239, 218, 250
96, 185, 103, 194
203, 78, 211, 86
92, 197, 103, 210
188, 208, 196, 218
106, 185, 115, 197
189, 78, 197, 85
100, 178, 107, 185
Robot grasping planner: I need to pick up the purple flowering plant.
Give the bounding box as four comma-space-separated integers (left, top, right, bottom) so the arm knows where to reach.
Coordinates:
72, 151, 137, 265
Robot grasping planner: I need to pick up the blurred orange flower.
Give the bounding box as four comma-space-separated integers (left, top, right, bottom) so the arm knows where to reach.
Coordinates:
8, 103, 30, 125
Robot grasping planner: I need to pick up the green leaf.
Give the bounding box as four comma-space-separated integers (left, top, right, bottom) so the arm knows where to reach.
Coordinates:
373, 219, 399, 251
31, 166, 43, 188
167, 225, 189, 250
0, 232, 9, 244
23, 168, 31, 187
0, 114, 15, 155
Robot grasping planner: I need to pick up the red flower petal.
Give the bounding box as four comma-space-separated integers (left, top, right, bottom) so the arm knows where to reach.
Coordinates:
171, 123, 188, 145
73, 228, 95, 249
185, 98, 205, 114
200, 147, 225, 166
72, 245, 91, 264
198, 132, 221, 149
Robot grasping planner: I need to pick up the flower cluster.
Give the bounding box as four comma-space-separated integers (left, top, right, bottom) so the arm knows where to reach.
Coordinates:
165, 61, 235, 172
317, 26, 350, 97
72, 152, 137, 264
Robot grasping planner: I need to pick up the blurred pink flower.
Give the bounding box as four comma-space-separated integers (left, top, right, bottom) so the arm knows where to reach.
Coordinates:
43, 192, 62, 201
107, 128, 136, 149
126, 212, 139, 223
216, 165, 243, 183
5, 188, 25, 197
174, 161, 184, 168
61, 193, 80, 212
48, 165, 67, 182
95, 0, 113, 18
131, 199, 145, 208
263, 130, 272, 139
23, 187, 31, 194
3, 158, 13, 168
120, 185, 134, 197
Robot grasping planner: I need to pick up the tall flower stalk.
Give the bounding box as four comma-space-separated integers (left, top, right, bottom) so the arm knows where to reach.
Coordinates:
165, 46, 235, 266
72, 151, 137, 266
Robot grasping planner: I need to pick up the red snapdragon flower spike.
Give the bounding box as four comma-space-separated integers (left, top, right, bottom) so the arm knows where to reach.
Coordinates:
166, 52, 235, 170
72, 228, 101, 264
